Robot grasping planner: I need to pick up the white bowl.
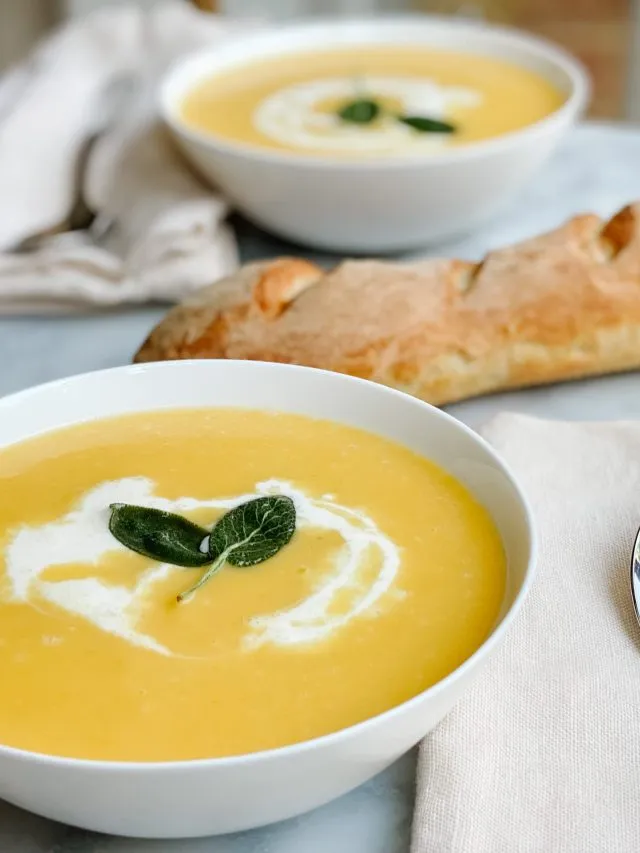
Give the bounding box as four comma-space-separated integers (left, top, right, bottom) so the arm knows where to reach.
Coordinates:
0, 360, 535, 838
160, 16, 589, 253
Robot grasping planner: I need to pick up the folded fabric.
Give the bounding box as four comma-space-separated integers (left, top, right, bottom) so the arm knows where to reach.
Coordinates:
412, 414, 640, 853
0, 2, 247, 313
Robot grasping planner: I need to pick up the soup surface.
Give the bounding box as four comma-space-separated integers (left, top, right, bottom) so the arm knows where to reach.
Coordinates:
179, 46, 565, 158
0, 409, 505, 761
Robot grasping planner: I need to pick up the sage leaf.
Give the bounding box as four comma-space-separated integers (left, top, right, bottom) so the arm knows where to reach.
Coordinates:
338, 98, 381, 124
177, 495, 296, 602
109, 504, 210, 568
398, 115, 456, 134
211, 495, 296, 566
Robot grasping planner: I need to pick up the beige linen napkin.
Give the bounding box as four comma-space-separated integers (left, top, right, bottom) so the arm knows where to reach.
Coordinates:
0, 2, 247, 313
412, 414, 640, 853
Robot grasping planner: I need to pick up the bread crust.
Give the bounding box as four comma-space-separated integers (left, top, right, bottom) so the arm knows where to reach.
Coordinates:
134, 205, 640, 405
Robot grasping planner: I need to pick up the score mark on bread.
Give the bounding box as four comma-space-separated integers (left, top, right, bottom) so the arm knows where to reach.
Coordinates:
134, 204, 640, 405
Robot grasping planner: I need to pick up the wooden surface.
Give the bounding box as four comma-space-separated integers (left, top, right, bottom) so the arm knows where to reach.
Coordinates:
0, 0, 63, 71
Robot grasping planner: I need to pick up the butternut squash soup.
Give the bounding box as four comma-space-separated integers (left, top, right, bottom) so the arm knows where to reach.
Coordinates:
0, 409, 505, 761
179, 46, 565, 158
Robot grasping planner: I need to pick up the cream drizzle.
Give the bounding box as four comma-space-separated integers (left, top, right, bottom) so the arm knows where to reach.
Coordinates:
3, 478, 401, 655
254, 75, 481, 154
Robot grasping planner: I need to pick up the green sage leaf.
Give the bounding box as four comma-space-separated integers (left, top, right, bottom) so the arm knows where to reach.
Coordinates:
109, 504, 210, 568
177, 495, 296, 602
337, 98, 381, 124
398, 115, 456, 134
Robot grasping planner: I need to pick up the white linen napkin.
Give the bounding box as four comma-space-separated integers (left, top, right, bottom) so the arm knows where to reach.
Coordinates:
0, 2, 247, 314
412, 414, 640, 853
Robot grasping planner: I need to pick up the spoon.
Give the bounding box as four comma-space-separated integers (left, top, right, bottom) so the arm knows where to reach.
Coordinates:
9, 75, 134, 254
630, 526, 640, 628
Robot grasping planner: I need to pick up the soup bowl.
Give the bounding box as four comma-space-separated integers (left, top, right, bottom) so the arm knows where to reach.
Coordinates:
0, 360, 535, 838
161, 16, 588, 253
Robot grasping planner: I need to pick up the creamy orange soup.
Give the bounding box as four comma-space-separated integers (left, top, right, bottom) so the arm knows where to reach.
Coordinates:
0, 409, 505, 761
180, 46, 565, 157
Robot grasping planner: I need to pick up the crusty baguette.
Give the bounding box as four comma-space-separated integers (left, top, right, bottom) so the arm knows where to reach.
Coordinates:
134, 205, 640, 406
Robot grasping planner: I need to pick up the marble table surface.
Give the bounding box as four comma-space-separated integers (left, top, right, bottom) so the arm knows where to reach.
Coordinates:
3, 122, 640, 853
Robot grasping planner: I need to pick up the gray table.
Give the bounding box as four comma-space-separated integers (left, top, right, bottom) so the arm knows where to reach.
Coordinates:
4, 123, 640, 853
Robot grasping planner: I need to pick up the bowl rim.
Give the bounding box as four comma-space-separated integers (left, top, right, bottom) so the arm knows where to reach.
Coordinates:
0, 360, 537, 772
160, 13, 590, 171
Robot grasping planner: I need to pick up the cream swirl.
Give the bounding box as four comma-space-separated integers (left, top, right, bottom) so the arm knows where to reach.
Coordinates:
254, 75, 481, 154
3, 477, 401, 654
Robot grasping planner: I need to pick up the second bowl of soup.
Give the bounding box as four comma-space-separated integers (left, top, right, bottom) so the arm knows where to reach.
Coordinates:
162, 16, 588, 251
0, 360, 534, 837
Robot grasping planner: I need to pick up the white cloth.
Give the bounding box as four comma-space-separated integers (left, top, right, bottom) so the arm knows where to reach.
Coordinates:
412, 414, 640, 853
0, 2, 248, 313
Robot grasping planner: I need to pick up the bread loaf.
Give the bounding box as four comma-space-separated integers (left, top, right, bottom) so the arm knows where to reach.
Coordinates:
134, 205, 640, 405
